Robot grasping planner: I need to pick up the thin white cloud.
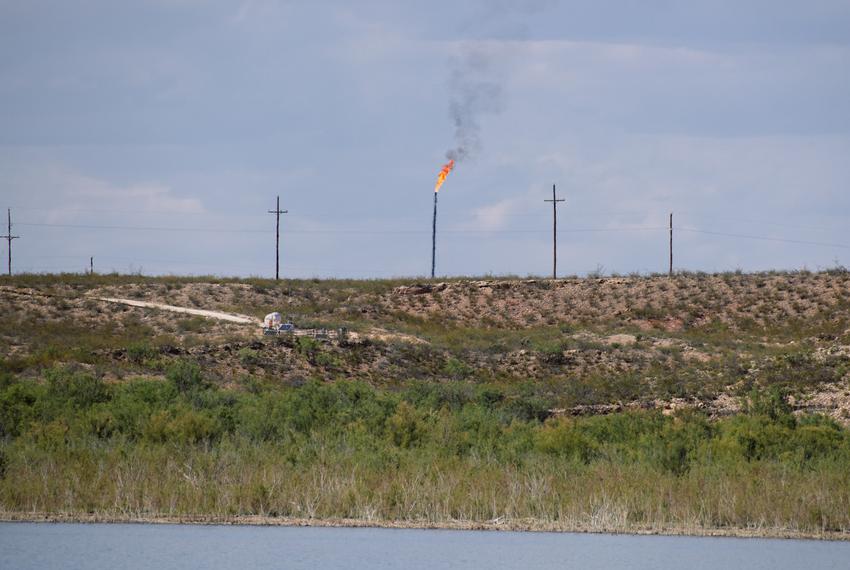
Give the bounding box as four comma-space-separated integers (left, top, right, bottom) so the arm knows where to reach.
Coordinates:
68, 178, 205, 216
468, 197, 518, 231
6, 164, 206, 224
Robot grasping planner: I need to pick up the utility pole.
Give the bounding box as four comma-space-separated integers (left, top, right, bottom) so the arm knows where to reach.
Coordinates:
267, 196, 288, 281
90, 256, 94, 275
2, 209, 20, 276
669, 212, 673, 276
544, 184, 565, 279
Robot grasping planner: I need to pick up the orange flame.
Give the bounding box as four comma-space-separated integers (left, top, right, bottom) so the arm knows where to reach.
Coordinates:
434, 159, 455, 193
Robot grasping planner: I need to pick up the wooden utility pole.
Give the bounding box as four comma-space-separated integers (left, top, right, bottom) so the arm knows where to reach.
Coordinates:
669, 212, 673, 276
544, 184, 565, 279
267, 196, 288, 281
2, 209, 20, 276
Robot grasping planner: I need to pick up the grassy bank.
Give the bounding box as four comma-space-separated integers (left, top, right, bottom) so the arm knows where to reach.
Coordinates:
2, 367, 849, 538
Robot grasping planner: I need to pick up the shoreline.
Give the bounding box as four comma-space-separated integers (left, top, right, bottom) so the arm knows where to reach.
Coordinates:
2, 512, 848, 542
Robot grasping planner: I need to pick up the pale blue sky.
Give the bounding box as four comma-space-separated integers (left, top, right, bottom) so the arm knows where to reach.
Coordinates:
2, 1, 849, 277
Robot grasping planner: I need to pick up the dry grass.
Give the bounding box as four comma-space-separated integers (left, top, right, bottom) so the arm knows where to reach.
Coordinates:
2, 440, 848, 539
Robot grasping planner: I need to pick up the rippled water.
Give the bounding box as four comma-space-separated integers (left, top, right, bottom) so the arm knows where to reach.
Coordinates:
2, 522, 848, 570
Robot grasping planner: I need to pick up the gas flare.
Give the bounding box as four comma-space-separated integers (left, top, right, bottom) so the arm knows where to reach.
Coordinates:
434, 159, 455, 193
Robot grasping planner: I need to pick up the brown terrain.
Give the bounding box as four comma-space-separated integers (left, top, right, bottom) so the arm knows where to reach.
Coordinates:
2, 271, 850, 424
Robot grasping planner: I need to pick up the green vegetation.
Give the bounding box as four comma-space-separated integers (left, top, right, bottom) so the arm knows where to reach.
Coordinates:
1, 366, 848, 535
2, 271, 850, 536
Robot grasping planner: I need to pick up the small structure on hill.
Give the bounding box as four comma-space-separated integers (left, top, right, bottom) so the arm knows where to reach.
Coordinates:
263, 312, 295, 335
262, 311, 348, 342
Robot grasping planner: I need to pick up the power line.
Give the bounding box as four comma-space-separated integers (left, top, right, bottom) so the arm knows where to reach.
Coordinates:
14, 220, 850, 248
15, 220, 849, 247
17, 222, 270, 234
676, 227, 850, 250
7, 206, 215, 216
14, 221, 667, 235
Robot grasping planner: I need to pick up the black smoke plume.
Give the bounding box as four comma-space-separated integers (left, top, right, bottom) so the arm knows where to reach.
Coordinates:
445, 46, 503, 163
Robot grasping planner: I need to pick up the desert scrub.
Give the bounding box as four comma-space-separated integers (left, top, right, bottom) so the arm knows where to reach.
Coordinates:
127, 341, 157, 364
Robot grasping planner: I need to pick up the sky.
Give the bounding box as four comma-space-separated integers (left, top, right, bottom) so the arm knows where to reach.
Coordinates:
2, 0, 849, 278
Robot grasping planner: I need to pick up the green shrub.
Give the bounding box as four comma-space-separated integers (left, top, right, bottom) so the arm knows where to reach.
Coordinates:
386, 401, 425, 448
792, 418, 846, 463
238, 348, 260, 366
0, 380, 44, 437
535, 418, 600, 463
296, 336, 320, 357
712, 415, 794, 462
655, 414, 713, 475
745, 386, 793, 424
166, 361, 206, 394
108, 380, 176, 439
84, 407, 117, 439
45, 368, 109, 409
168, 408, 221, 444
442, 357, 473, 379
127, 341, 157, 364
404, 381, 473, 411
177, 317, 206, 333
314, 351, 342, 369
503, 382, 552, 422
29, 419, 71, 450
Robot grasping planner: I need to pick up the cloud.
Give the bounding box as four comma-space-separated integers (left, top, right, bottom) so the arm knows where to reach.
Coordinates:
468, 198, 516, 230
3, 161, 205, 224
463, 189, 540, 231
451, 37, 850, 138
65, 175, 205, 215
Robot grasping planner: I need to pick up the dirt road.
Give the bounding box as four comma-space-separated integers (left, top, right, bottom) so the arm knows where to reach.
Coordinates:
96, 297, 258, 325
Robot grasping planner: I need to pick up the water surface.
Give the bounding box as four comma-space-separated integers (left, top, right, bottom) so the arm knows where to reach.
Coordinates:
1, 523, 848, 570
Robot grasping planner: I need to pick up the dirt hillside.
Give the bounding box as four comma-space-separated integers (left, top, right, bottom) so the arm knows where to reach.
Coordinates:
2, 271, 849, 423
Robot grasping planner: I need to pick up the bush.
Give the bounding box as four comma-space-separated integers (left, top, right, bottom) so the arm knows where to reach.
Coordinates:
654, 414, 713, 475
0, 380, 44, 437
169, 408, 221, 444
238, 348, 260, 366
442, 357, 473, 379
712, 415, 793, 462
127, 341, 157, 364
108, 380, 177, 439
84, 407, 117, 439
45, 368, 109, 409
745, 386, 793, 425
535, 418, 600, 463
166, 361, 206, 394
404, 381, 473, 412
793, 416, 846, 463
296, 337, 320, 357
141, 407, 220, 444
386, 401, 425, 448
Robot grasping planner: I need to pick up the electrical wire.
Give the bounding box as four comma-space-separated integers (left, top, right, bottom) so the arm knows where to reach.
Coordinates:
16, 222, 270, 234
676, 227, 850, 250
10, 220, 850, 245
15, 221, 668, 235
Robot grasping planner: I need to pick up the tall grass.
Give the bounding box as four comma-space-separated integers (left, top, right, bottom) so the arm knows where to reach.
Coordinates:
1, 368, 849, 535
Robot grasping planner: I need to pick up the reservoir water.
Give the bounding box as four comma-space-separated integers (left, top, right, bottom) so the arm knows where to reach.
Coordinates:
1, 522, 848, 569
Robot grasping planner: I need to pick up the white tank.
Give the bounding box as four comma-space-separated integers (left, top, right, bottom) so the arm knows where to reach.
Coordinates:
263, 312, 283, 329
